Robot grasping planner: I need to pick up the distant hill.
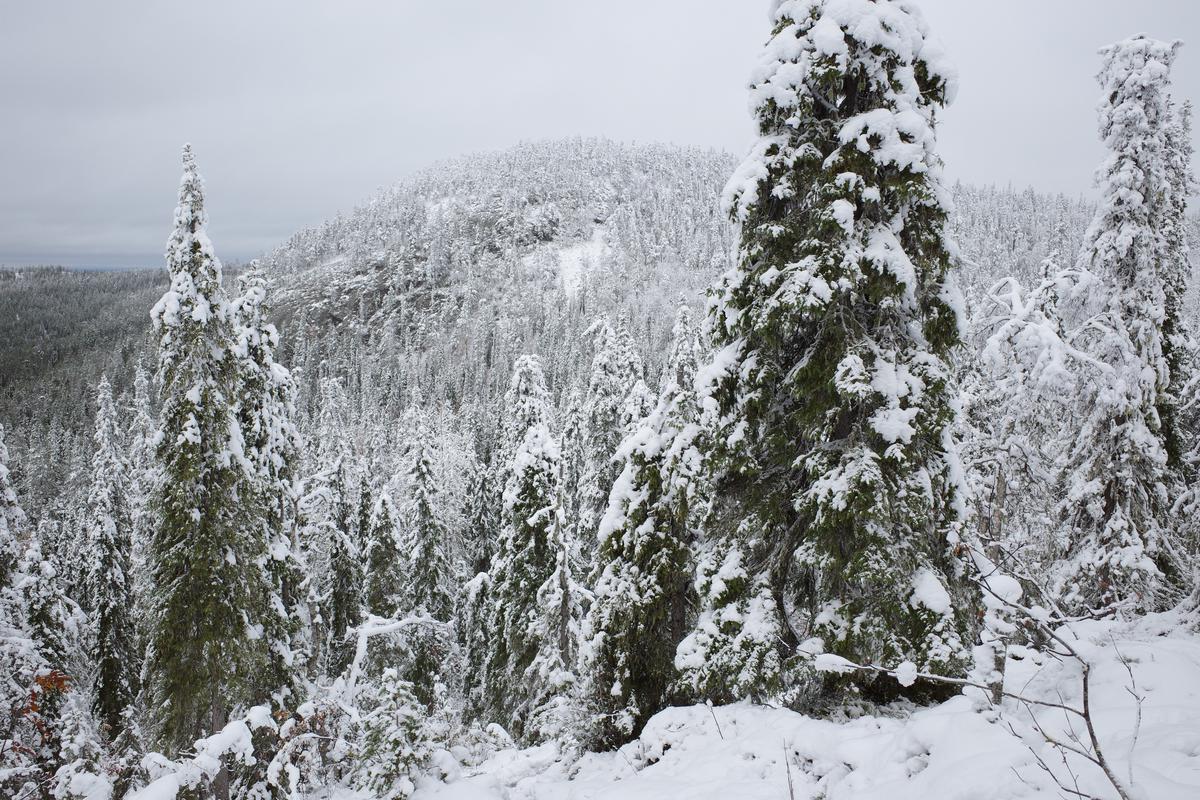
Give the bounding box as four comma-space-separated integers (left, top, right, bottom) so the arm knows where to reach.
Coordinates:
3, 138, 1166, 505
0, 266, 165, 431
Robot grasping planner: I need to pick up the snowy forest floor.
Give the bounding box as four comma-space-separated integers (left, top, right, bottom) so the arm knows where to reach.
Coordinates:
390, 614, 1200, 800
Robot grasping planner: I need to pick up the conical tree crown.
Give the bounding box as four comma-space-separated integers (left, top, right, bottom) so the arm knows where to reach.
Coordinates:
401, 422, 454, 621
706, 0, 973, 693
145, 145, 271, 752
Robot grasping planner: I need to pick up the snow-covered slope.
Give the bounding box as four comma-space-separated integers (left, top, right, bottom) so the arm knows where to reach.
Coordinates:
0, 140, 1127, 539
247, 138, 1114, 433
415, 615, 1200, 800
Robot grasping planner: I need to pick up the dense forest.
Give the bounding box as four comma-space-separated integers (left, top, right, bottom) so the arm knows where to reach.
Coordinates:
2, 3, 1199, 800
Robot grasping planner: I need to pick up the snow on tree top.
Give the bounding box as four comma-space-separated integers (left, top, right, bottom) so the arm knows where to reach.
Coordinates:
724, 0, 955, 224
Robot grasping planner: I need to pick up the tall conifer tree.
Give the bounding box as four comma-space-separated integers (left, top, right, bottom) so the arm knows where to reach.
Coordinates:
144, 145, 269, 766
126, 364, 156, 623
365, 490, 403, 619
1161, 99, 1195, 472
0, 425, 43, 800
85, 375, 139, 737
1059, 37, 1183, 611
586, 305, 703, 744
400, 421, 454, 622
703, 0, 973, 697
302, 457, 361, 677
394, 418, 456, 709
575, 320, 641, 563
232, 266, 307, 700
0, 424, 24, 587
484, 355, 567, 740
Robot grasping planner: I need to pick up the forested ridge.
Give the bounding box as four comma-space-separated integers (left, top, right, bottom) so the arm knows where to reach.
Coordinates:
0, 146, 1137, 506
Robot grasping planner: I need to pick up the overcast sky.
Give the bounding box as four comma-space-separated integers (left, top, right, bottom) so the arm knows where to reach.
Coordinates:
2, 1, 1198, 269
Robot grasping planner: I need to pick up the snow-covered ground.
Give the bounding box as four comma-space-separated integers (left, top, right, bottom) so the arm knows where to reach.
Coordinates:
550, 227, 609, 297
520, 226, 609, 298
413, 614, 1200, 800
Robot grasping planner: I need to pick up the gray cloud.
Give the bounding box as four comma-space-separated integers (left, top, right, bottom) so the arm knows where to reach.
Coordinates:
1, 1, 1197, 268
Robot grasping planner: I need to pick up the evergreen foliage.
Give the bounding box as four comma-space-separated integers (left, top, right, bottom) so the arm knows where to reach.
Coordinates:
456, 570, 492, 722
674, 541, 783, 703
308, 458, 363, 677
20, 534, 79, 678
462, 459, 500, 576
0, 424, 48, 800
704, 0, 975, 699
1059, 36, 1184, 612
143, 145, 271, 754
355, 668, 429, 800
85, 375, 139, 737
2, 17, 1200, 789
523, 498, 587, 747
232, 266, 307, 700
391, 417, 457, 708
0, 423, 25, 586
366, 489, 403, 620
1160, 100, 1195, 470
126, 364, 156, 626
585, 306, 704, 744
575, 320, 640, 556
399, 420, 454, 622
484, 355, 570, 741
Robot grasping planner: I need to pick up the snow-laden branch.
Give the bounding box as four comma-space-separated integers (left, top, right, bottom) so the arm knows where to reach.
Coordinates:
342, 612, 452, 697
804, 539, 1138, 800
127, 707, 277, 800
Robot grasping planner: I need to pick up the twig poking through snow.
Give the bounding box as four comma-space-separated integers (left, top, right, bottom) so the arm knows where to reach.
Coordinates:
705, 700, 724, 740
1111, 637, 1144, 792
784, 740, 795, 800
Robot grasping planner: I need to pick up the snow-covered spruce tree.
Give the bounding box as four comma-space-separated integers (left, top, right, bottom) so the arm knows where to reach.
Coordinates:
16, 530, 81, 785
365, 487, 402, 610
1058, 36, 1183, 613
457, 458, 498, 720
356, 472, 374, 561
557, 390, 587, 536
1160, 99, 1195, 472
144, 145, 269, 761
456, 568, 492, 722
396, 419, 456, 708
674, 541, 784, 704
1165, 102, 1199, 501
85, 375, 139, 738
126, 364, 156, 624
614, 317, 645, 379
462, 458, 500, 576
706, 0, 973, 701
304, 457, 361, 676
575, 320, 639, 557
355, 668, 430, 800
1168, 102, 1200, 565
49, 691, 109, 800
524, 493, 588, 746
232, 266, 308, 701
584, 305, 704, 745
618, 379, 655, 436
0, 426, 45, 800
21, 533, 79, 685
0, 423, 25, 588
400, 422, 454, 622
484, 355, 567, 740
315, 375, 354, 466
497, 352, 555, 480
